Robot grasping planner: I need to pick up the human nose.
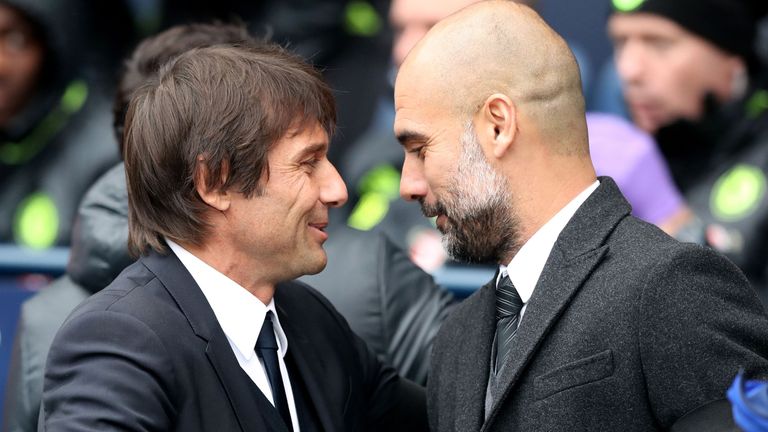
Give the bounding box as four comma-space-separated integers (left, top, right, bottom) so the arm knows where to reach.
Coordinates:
399, 154, 427, 202
614, 41, 645, 86
320, 160, 348, 208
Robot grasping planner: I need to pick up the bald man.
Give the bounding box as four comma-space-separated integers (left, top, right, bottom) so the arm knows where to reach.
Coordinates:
394, 2, 768, 431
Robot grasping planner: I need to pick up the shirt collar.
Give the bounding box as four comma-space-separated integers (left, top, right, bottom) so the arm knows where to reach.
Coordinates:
498, 180, 600, 303
166, 239, 288, 361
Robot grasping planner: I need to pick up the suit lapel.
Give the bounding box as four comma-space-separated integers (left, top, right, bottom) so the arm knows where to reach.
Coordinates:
483, 177, 630, 428
454, 277, 498, 432
142, 250, 286, 432
275, 295, 340, 432
205, 339, 291, 432
483, 245, 608, 426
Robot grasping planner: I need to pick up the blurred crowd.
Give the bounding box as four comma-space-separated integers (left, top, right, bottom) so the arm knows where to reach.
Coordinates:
0, 0, 394, 250
3, 0, 768, 285
3, 0, 768, 429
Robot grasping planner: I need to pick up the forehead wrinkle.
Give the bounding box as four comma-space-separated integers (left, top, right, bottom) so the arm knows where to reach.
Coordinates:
296, 142, 328, 156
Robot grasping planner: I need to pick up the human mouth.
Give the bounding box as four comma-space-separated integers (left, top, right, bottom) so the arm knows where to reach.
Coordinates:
627, 98, 661, 123
308, 221, 328, 241
435, 214, 449, 232
419, 199, 450, 232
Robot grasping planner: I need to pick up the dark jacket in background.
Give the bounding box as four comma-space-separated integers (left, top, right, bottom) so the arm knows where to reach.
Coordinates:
2, 163, 128, 432
301, 227, 455, 385
657, 73, 768, 302
0, 0, 120, 248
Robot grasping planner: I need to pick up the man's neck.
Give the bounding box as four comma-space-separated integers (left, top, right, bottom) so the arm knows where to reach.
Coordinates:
522, 177, 595, 243
501, 173, 597, 264
171, 239, 277, 305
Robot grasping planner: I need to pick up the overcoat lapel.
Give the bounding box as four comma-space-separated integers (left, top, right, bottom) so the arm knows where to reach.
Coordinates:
142, 250, 288, 432
482, 244, 608, 427
482, 177, 631, 428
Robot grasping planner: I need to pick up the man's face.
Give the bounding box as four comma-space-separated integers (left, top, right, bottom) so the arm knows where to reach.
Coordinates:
0, 4, 44, 127
395, 90, 518, 263
608, 13, 742, 133
226, 122, 348, 280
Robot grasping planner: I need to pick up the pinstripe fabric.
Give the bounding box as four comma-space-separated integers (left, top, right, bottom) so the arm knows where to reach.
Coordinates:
494, 274, 523, 375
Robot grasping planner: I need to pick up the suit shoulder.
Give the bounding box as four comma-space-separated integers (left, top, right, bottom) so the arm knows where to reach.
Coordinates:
606, 216, 736, 273
610, 215, 678, 252
607, 217, 753, 304
65, 259, 181, 331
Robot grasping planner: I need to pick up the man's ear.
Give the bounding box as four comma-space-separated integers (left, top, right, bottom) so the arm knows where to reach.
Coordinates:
478, 93, 517, 159
195, 156, 231, 212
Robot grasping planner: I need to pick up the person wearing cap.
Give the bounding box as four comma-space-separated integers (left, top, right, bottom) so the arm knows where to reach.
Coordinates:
609, 0, 768, 301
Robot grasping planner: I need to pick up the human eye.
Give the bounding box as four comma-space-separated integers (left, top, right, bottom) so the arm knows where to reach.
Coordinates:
646, 36, 674, 53
409, 145, 426, 159
302, 157, 321, 169
610, 35, 626, 52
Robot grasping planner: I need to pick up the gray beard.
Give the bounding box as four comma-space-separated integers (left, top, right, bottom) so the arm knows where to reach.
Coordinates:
421, 123, 520, 264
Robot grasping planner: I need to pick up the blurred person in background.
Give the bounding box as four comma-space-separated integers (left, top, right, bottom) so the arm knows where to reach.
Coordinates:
0, 0, 125, 249
609, 0, 768, 300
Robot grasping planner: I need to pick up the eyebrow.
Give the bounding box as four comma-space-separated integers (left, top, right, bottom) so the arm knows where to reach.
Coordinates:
395, 130, 429, 147
295, 142, 328, 158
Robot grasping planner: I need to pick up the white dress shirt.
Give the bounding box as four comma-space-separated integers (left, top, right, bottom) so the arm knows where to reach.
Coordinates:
167, 240, 301, 432
498, 180, 600, 323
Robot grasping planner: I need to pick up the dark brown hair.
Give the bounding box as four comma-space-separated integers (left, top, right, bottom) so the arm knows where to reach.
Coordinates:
113, 22, 254, 153
123, 43, 336, 256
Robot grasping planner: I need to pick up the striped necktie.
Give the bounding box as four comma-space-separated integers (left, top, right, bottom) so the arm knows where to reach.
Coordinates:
494, 274, 523, 375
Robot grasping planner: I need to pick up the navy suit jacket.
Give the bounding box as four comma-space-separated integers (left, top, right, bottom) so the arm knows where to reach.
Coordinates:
40, 249, 426, 431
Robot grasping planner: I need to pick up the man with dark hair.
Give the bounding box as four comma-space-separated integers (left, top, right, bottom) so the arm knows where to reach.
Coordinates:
111, 22, 254, 152
5, 22, 441, 432
39, 43, 426, 431
3, 23, 260, 432
395, 1, 768, 430
609, 0, 768, 300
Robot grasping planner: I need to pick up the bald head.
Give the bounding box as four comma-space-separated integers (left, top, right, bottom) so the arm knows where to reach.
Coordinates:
397, 0, 587, 154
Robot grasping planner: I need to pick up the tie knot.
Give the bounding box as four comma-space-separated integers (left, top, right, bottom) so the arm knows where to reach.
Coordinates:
255, 311, 278, 351
496, 275, 523, 320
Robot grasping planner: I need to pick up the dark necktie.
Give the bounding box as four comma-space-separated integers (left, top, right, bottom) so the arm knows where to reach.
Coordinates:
494, 274, 523, 375
255, 311, 293, 431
